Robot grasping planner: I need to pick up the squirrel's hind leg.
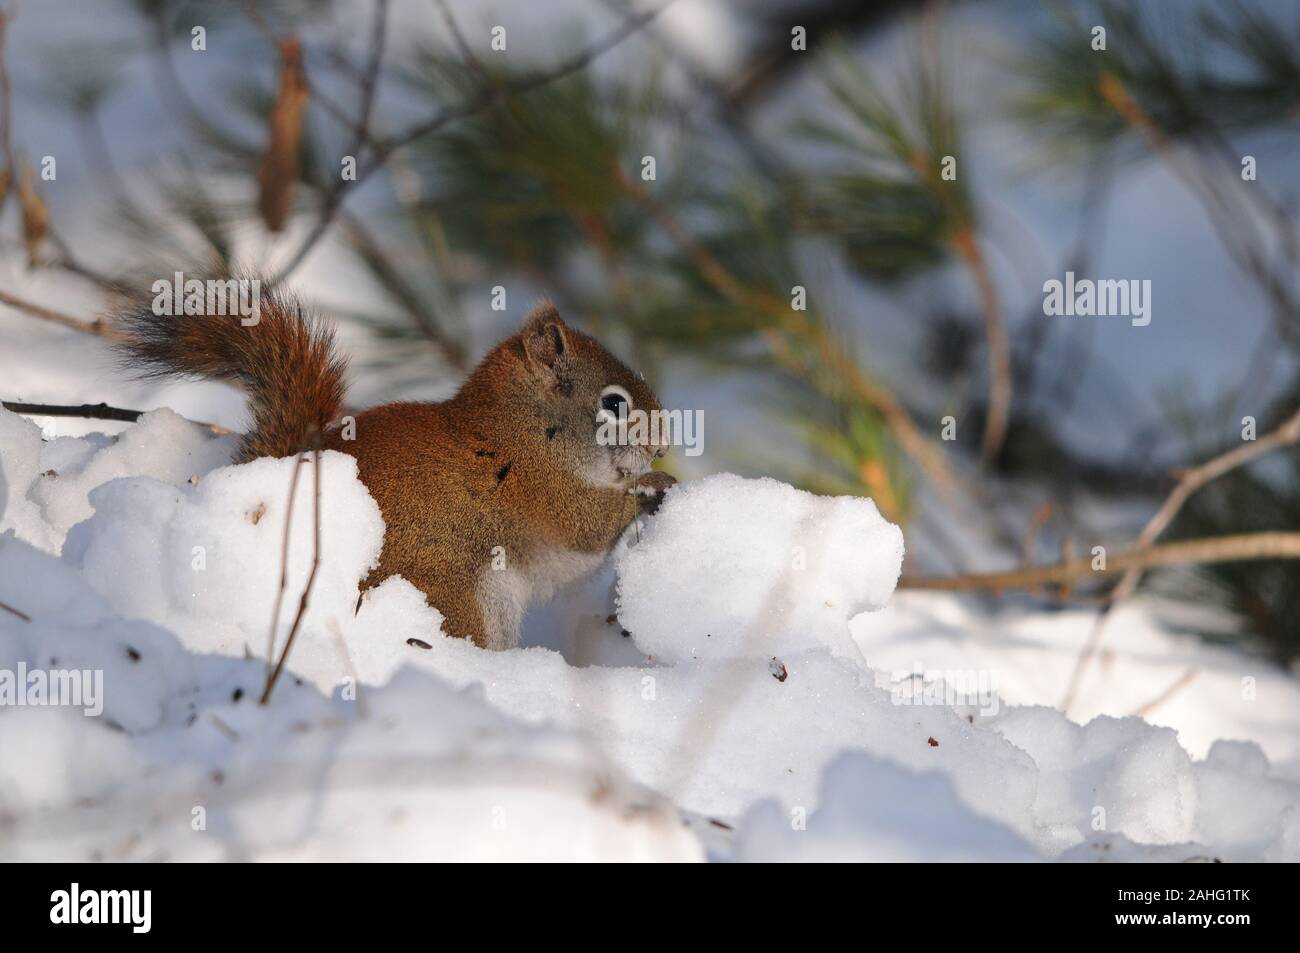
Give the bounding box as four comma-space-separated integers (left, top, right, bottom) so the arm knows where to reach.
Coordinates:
472, 569, 528, 650
422, 587, 490, 649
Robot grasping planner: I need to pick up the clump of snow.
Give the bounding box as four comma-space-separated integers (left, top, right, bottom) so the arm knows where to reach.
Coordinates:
3, 409, 1300, 862
0, 536, 193, 738
0, 406, 236, 553
61, 450, 389, 691
0, 409, 49, 549
615, 474, 905, 662
990, 708, 1198, 851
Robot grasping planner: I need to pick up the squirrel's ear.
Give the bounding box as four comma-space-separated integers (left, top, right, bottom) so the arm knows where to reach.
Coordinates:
521, 303, 570, 377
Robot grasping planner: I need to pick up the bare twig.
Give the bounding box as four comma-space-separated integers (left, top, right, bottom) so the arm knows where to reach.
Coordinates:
2, 400, 138, 423
1098, 73, 1300, 345
337, 207, 468, 368
44, 229, 133, 295
1059, 405, 1300, 711
899, 532, 1300, 592
0, 599, 31, 622
1124, 407, 1300, 581
0, 8, 16, 176
1022, 503, 1054, 565
432, 0, 493, 88
261, 436, 323, 705
951, 227, 1011, 465
1, 400, 230, 435
0, 289, 125, 340
264, 452, 309, 681
1129, 668, 1197, 719
340, 0, 390, 169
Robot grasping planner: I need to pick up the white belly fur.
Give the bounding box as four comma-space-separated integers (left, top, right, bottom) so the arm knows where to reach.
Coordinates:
475, 547, 608, 649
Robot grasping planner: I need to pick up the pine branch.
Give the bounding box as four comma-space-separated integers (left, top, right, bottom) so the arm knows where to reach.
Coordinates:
267, 0, 674, 286
614, 166, 958, 503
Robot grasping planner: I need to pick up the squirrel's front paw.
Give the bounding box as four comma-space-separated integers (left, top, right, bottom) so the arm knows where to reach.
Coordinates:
630, 470, 677, 515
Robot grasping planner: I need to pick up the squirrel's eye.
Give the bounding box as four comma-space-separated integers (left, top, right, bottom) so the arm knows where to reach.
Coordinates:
599, 387, 631, 417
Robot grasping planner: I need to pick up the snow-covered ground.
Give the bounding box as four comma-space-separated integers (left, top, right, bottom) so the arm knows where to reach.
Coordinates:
2, 323, 1299, 860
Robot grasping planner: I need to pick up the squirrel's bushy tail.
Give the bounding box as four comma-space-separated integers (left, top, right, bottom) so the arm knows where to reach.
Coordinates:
115, 282, 348, 461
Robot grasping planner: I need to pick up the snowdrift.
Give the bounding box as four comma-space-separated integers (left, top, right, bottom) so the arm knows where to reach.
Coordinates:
1, 406, 1298, 861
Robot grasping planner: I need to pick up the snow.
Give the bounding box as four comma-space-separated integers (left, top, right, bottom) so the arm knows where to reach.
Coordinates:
615, 473, 904, 662
733, 754, 1038, 862
854, 592, 1300, 765
2, 403, 1300, 861
62, 446, 391, 686
0, 406, 236, 553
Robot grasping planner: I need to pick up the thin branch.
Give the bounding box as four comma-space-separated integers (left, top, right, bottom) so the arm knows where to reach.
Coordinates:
0, 599, 31, 622
1129, 668, 1197, 719
341, 0, 390, 168
1060, 405, 1300, 711
261, 437, 323, 705
1, 400, 230, 435
385, 1, 670, 154
909, 10, 1012, 467
1022, 503, 1054, 564
951, 227, 1011, 465
1125, 407, 1300, 577
2, 400, 138, 423
1098, 72, 1300, 345
595, 0, 789, 183
265, 452, 309, 681
432, 0, 493, 88
43, 228, 133, 295
0, 289, 125, 340
337, 207, 468, 368
898, 531, 1300, 592
311, 81, 372, 142
0, 8, 16, 175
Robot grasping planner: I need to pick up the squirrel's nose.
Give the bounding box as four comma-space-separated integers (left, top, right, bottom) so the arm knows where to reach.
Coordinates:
653, 446, 667, 459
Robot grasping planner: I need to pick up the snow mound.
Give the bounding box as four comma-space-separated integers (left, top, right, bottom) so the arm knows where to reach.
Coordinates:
62, 451, 389, 691
0, 535, 697, 861
3, 411, 1300, 862
854, 591, 1300, 764
615, 473, 904, 661
0, 406, 236, 553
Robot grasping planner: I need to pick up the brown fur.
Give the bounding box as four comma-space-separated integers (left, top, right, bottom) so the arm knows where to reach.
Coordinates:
116, 285, 346, 462
117, 293, 672, 648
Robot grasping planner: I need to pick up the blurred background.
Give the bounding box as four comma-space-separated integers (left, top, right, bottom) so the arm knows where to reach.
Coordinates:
1, 0, 1298, 664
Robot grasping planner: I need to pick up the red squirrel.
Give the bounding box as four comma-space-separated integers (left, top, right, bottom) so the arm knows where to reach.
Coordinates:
116, 289, 675, 648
